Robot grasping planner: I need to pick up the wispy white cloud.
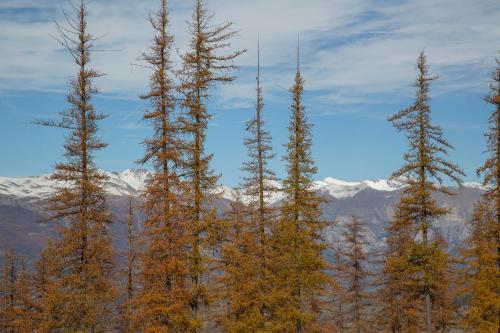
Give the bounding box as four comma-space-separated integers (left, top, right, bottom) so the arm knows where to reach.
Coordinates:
309, 1, 499, 92
0, 0, 498, 108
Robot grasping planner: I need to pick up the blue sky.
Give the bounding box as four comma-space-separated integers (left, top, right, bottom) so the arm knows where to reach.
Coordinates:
0, 0, 499, 186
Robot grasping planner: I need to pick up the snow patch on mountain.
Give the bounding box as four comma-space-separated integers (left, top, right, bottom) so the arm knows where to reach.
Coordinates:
462, 182, 484, 190
108, 169, 151, 191
0, 170, 486, 203
0, 169, 152, 199
218, 180, 285, 204
0, 174, 58, 199
313, 177, 401, 199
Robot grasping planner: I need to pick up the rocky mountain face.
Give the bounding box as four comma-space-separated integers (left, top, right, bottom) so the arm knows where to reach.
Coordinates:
0, 169, 484, 260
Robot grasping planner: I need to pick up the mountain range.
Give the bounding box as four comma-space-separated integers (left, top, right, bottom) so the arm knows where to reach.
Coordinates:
0, 169, 485, 260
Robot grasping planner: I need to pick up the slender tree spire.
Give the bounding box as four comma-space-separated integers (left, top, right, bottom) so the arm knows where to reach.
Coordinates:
257, 33, 261, 82
132, 0, 195, 331
296, 34, 300, 72
241, 36, 277, 245
35, 1, 115, 330
217, 36, 277, 331
271, 40, 330, 332
388, 50, 464, 333
178, 0, 245, 323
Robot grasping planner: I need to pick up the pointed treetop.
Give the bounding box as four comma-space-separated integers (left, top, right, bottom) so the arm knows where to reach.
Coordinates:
296, 33, 300, 73
257, 33, 260, 82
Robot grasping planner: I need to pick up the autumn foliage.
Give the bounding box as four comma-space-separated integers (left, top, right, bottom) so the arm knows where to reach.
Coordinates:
33, 1, 116, 331
270, 47, 331, 332
1, 1, 498, 333
461, 58, 500, 331
387, 51, 464, 333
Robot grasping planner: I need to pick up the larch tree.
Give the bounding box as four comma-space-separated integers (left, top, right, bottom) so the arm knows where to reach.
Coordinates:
34, 240, 66, 332
31, 242, 54, 331
0, 253, 37, 332
463, 60, 500, 325
35, 1, 116, 330
177, 0, 244, 320
271, 42, 330, 333
339, 216, 373, 333
388, 50, 464, 333
132, 0, 195, 331
11, 259, 36, 333
1, 251, 16, 332
377, 202, 421, 333
379, 200, 456, 333
241, 37, 278, 254
215, 190, 265, 332
240, 37, 278, 325
330, 240, 348, 332
125, 197, 136, 302
119, 196, 137, 333
217, 39, 278, 332
475, 57, 500, 327
429, 233, 457, 332
460, 200, 500, 331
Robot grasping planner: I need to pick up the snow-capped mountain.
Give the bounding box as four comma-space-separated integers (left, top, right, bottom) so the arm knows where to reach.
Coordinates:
0, 168, 481, 201
313, 177, 401, 199
0, 170, 485, 259
0, 169, 152, 199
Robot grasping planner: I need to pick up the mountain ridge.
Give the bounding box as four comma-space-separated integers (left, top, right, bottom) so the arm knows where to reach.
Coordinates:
0, 168, 484, 201
0, 169, 485, 260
